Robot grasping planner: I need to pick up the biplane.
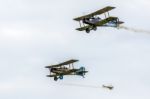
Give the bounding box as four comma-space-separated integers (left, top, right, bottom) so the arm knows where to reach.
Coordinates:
45, 59, 88, 81
102, 84, 114, 90
73, 6, 124, 33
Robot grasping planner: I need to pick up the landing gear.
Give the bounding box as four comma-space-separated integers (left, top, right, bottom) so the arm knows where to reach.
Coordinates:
85, 26, 97, 33
86, 28, 90, 33
54, 76, 64, 81
59, 75, 63, 80
93, 26, 97, 31
54, 76, 58, 81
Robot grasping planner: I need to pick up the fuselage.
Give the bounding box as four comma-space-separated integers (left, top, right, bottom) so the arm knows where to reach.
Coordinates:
50, 67, 87, 76
83, 17, 101, 25
51, 67, 77, 75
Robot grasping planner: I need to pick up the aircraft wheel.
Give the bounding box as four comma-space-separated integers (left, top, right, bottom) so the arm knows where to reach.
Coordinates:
54, 76, 58, 81
93, 26, 97, 31
59, 75, 63, 80
86, 28, 90, 33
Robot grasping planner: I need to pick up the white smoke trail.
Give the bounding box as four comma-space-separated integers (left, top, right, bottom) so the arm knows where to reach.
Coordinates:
119, 26, 150, 34
61, 83, 102, 89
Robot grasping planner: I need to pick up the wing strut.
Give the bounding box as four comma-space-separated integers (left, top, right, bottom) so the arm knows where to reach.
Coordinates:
69, 64, 71, 68
104, 13, 107, 18
72, 63, 74, 69
107, 12, 110, 17
79, 21, 82, 27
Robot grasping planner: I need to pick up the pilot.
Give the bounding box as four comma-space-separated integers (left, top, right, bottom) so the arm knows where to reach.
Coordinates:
90, 16, 101, 24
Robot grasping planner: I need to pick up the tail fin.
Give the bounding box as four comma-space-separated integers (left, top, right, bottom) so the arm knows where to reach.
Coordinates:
76, 67, 88, 77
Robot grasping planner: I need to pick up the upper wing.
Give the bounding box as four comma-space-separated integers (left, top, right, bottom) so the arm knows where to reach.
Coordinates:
91, 6, 115, 17
74, 6, 115, 21
58, 59, 79, 66
45, 59, 79, 68
45, 65, 60, 68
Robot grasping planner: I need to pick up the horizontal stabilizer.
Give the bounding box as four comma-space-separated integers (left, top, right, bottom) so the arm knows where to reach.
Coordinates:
118, 21, 124, 24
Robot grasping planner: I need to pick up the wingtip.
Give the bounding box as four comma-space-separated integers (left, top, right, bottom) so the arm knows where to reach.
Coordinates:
112, 6, 116, 9
45, 66, 50, 68
46, 75, 51, 77
70, 59, 79, 62
109, 6, 116, 8
73, 18, 78, 21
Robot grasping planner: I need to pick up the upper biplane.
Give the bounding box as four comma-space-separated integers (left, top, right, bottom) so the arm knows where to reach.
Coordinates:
73, 6, 124, 33
45, 59, 88, 81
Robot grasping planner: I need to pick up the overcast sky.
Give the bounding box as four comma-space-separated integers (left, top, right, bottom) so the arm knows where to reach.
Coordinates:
0, 0, 150, 99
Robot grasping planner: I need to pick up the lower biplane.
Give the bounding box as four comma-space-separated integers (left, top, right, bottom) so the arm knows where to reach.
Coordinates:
73, 6, 124, 33
102, 84, 114, 90
45, 59, 88, 81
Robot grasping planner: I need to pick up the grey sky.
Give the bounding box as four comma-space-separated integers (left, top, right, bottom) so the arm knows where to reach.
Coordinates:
0, 0, 150, 99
